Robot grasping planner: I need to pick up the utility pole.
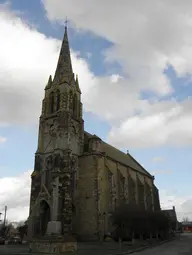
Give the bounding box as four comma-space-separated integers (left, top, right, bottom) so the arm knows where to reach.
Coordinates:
0, 212, 2, 226
3, 206, 7, 227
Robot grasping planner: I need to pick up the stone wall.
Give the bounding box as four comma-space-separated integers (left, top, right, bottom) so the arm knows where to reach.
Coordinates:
73, 153, 157, 240
76, 154, 102, 240
99, 156, 155, 234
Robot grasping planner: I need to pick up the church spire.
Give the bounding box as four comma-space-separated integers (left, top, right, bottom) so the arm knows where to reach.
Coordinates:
53, 24, 73, 84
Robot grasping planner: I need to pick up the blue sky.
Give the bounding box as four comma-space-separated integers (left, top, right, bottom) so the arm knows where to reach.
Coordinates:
1, 0, 192, 221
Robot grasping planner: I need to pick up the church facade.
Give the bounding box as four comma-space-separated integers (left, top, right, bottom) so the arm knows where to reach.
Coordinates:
28, 26, 161, 241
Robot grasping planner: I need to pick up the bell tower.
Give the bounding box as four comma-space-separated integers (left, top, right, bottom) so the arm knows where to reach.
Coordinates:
38, 25, 83, 155
29, 25, 84, 240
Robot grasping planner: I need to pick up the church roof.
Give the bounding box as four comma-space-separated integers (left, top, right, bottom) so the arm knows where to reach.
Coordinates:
162, 209, 177, 220
102, 142, 152, 177
84, 131, 152, 177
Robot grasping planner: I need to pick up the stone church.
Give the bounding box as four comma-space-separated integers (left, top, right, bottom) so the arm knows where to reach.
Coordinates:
28, 26, 161, 242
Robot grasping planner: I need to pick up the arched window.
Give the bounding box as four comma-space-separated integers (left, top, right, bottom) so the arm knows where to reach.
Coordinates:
56, 90, 60, 111
73, 94, 77, 117
49, 92, 54, 114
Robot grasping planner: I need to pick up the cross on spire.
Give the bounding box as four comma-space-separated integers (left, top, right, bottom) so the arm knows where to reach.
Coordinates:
65, 17, 68, 28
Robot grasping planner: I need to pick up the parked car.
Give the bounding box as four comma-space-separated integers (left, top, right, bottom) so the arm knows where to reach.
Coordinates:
0, 237, 5, 245
8, 237, 22, 244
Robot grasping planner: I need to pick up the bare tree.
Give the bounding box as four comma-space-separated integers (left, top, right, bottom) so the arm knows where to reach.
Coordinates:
183, 217, 190, 222
17, 220, 28, 240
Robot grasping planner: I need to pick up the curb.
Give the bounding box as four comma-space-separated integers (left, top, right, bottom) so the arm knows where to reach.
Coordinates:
114, 236, 177, 255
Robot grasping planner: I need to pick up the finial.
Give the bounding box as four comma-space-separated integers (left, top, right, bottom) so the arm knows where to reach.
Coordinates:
65, 17, 68, 29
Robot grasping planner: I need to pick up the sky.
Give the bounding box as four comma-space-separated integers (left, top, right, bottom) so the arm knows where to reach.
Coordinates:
0, 0, 192, 222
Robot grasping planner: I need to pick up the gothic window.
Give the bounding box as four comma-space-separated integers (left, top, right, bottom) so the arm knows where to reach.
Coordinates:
42, 99, 46, 115
120, 175, 125, 202
129, 176, 136, 205
146, 184, 153, 211
45, 170, 49, 188
44, 170, 51, 190
49, 92, 54, 114
137, 179, 145, 209
108, 170, 114, 211
114, 198, 117, 210
56, 90, 60, 111
73, 94, 78, 118
84, 143, 89, 152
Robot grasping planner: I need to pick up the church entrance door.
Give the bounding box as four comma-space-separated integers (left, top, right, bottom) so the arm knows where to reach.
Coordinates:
40, 200, 50, 236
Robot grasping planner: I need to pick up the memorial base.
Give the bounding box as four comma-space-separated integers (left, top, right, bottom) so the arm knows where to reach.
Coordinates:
29, 235, 77, 254
46, 221, 61, 235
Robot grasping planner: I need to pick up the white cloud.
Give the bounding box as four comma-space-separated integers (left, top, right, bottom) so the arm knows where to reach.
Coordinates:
151, 170, 172, 175
0, 170, 31, 222
160, 190, 192, 221
107, 99, 192, 149
0, 137, 6, 144
152, 157, 165, 163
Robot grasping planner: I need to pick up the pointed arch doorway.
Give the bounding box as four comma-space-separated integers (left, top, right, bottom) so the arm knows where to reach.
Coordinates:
39, 200, 50, 236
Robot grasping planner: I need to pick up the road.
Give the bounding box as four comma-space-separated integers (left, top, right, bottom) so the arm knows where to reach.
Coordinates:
0, 233, 191, 254
133, 233, 192, 255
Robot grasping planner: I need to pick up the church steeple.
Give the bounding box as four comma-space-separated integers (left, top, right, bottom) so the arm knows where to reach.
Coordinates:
53, 25, 73, 84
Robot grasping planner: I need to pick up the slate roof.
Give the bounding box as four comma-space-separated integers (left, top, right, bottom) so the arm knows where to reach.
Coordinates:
162, 209, 177, 220
182, 222, 192, 227
84, 131, 152, 177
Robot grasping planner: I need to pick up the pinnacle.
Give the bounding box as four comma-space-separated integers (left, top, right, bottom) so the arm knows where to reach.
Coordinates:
45, 75, 52, 90
75, 74, 81, 93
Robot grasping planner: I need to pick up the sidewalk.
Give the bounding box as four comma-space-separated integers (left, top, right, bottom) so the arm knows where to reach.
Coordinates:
11, 234, 180, 255
114, 234, 180, 255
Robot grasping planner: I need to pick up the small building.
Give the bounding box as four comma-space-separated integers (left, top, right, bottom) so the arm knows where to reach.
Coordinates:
162, 206, 178, 231
181, 222, 192, 232
6, 225, 20, 239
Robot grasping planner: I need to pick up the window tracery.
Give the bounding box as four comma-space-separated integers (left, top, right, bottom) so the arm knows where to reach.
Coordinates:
73, 94, 78, 118
49, 92, 54, 114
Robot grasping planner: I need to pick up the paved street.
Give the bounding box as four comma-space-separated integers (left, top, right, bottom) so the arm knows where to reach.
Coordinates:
0, 244, 28, 255
133, 233, 192, 255
0, 233, 191, 254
